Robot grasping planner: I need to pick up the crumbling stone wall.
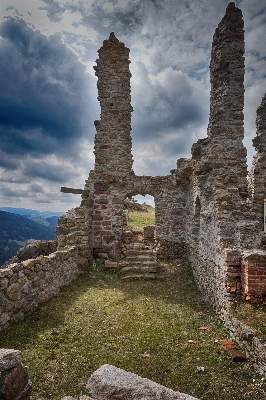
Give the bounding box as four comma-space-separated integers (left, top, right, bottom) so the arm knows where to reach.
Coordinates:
247, 94, 266, 248
56, 205, 91, 261
0, 246, 87, 331
1, 239, 57, 269
239, 95, 266, 300
185, 2, 248, 313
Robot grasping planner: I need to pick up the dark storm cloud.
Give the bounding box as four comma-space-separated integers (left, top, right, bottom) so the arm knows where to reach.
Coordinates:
0, 17, 97, 168
131, 63, 208, 143
41, 0, 144, 44
30, 182, 45, 193
87, 2, 142, 39
0, 184, 31, 198
0, 149, 19, 170
23, 160, 70, 183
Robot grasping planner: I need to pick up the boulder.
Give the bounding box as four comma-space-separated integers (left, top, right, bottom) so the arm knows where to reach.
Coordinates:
86, 364, 198, 400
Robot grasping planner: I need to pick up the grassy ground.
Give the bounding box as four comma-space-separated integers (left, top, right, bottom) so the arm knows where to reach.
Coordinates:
233, 300, 266, 339
1, 259, 265, 400
128, 205, 155, 229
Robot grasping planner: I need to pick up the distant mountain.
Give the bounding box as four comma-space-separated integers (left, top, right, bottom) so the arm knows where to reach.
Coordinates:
0, 207, 64, 229
0, 210, 57, 266
0, 207, 64, 219
46, 216, 61, 228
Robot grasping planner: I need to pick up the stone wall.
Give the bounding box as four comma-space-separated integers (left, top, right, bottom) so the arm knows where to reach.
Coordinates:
184, 2, 248, 313
56, 205, 91, 261
1, 239, 57, 269
246, 94, 266, 248
0, 246, 87, 331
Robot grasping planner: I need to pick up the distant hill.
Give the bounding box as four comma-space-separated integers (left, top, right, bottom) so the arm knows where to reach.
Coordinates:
0, 207, 63, 219
0, 210, 58, 266
0, 207, 64, 229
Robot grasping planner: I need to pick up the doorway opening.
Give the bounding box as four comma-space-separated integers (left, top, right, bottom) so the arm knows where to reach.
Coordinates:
126, 195, 155, 230
123, 194, 155, 245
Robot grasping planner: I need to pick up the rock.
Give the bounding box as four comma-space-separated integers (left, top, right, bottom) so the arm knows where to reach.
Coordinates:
6, 283, 21, 301
16, 240, 57, 261
86, 364, 199, 400
0, 349, 32, 400
61, 397, 76, 400
0, 349, 22, 372
104, 261, 118, 270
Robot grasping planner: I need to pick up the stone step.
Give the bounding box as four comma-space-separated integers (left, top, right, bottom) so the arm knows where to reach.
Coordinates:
126, 243, 153, 251
125, 249, 157, 257
125, 255, 156, 261
120, 241, 160, 281
123, 258, 157, 267
121, 266, 158, 275
121, 273, 157, 281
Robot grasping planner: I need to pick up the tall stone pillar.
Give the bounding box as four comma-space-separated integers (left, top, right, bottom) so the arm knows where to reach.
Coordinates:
206, 2, 248, 245
208, 2, 245, 143
86, 33, 135, 259
93, 32, 134, 178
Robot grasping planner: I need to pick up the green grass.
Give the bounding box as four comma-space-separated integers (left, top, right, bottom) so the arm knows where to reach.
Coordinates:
1, 260, 265, 400
128, 206, 155, 229
233, 301, 266, 339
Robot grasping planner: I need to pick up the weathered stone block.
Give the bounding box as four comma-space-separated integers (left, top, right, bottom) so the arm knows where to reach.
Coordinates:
5, 283, 21, 301
104, 261, 118, 270
0, 349, 22, 372
86, 364, 198, 400
0, 363, 31, 400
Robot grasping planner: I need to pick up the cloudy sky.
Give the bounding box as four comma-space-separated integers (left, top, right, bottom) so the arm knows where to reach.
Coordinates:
0, 0, 265, 211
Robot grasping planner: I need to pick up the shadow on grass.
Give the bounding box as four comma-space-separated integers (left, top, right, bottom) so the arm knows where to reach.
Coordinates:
0, 260, 204, 343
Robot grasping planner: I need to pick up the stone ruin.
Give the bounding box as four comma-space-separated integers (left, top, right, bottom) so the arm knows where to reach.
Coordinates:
58, 2, 266, 310
1, 0, 266, 375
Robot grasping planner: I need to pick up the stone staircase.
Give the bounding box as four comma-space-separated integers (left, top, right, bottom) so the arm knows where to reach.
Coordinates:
120, 241, 159, 280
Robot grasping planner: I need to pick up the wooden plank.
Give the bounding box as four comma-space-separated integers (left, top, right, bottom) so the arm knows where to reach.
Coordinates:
60, 187, 88, 194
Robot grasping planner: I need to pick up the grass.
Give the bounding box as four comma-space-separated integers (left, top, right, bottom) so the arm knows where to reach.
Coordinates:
233, 301, 266, 339
1, 259, 265, 400
128, 205, 155, 229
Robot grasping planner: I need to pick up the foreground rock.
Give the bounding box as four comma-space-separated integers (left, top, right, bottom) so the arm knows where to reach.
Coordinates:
86, 364, 198, 400
0, 348, 32, 400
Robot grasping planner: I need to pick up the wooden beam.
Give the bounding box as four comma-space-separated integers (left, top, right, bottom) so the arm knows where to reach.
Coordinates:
60, 187, 89, 195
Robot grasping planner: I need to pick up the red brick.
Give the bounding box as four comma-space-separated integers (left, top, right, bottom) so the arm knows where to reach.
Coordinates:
102, 221, 111, 227
94, 215, 103, 221
256, 270, 264, 275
